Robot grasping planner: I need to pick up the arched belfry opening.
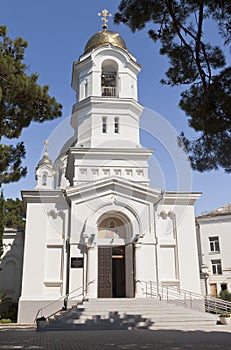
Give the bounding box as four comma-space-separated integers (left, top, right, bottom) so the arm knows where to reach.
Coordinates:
101, 60, 118, 97
97, 212, 134, 298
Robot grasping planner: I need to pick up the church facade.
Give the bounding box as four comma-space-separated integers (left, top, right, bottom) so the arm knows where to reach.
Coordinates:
18, 12, 201, 323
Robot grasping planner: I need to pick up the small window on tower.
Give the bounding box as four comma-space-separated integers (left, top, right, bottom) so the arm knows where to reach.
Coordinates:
101, 71, 117, 97
101, 60, 118, 97
114, 117, 119, 133
84, 79, 88, 98
42, 172, 48, 186
102, 117, 107, 133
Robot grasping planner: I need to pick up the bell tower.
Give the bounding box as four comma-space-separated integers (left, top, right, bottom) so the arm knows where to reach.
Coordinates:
66, 9, 153, 186
35, 140, 54, 189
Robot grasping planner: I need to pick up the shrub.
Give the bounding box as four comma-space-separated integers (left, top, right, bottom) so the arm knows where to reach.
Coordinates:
0, 319, 11, 323
0, 302, 18, 322
219, 290, 231, 302
219, 313, 230, 318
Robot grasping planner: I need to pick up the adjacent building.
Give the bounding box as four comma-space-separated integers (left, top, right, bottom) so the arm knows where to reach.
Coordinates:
196, 204, 231, 297
0, 228, 24, 302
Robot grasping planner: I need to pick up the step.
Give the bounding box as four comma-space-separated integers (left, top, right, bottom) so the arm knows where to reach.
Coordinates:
45, 298, 217, 330
52, 311, 215, 323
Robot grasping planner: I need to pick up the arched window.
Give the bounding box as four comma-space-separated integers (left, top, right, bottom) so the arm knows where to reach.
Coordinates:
114, 117, 119, 133
102, 117, 107, 133
84, 79, 88, 98
42, 171, 48, 186
101, 60, 118, 97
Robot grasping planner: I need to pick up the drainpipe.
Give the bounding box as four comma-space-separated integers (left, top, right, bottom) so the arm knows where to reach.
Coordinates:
64, 237, 70, 309
153, 190, 164, 299
65, 195, 72, 306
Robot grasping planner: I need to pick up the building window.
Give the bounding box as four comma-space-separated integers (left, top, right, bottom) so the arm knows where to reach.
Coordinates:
114, 117, 119, 133
79, 168, 87, 176
221, 283, 227, 291
91, 168, 99, 176
42, 172, 48, 186
102, 169, 110, 176
136, 169, 144, 176
102, 117, 107, 133
125, 169, 132, 176
101, 60, 118, 97
84, 79, 88, 98
114, 169, 121, 176
211, 259, 222, 275
101, 71, 117, 97
209, 236, 220, 253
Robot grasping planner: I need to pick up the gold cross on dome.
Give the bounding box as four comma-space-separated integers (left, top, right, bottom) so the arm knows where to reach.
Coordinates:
98, 9, 112, 30
44, 139, 49, 153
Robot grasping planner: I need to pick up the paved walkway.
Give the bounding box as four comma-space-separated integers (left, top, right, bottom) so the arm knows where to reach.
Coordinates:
0, 326, 231, 350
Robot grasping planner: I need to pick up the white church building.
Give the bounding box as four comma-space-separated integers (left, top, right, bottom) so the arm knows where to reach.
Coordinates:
18, 10, 201, 323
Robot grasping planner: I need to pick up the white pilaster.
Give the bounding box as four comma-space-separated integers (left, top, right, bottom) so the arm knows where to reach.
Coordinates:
134, 243, 143, 297
86, 244, 97, 298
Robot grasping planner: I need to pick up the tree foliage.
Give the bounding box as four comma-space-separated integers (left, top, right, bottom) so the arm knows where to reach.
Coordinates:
3, 198, 25, 229
219, 289, 231, 302
0, 196, 25, 256
0, 26, 62, 184
115, 0, 231, 172
0, 289, 10, 305
0, 190, 4, 255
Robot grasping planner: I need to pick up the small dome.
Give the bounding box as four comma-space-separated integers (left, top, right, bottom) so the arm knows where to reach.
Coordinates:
38, 154, 53, 167
84, 30, 127, 53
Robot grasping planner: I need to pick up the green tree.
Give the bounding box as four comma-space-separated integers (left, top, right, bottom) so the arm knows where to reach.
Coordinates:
115, 0, 231, 173
4, 198, 25, 229
0, 190, 4, 255
0, 289, 10, 305
0, 196, 25, 256
0, 25, 62, 185
219, 289, 231, 302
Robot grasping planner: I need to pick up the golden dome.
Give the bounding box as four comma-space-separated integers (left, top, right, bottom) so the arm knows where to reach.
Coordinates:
84, 30, 127, 53
38, 154, 53, 167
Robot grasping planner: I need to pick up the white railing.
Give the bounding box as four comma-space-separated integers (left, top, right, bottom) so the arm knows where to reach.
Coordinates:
101, 86, 118, 97
139, 280, 231, 314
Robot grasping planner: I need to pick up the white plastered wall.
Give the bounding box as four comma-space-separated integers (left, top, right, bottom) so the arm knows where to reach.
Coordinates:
68, 188, 157, 298
18, 196, 69, 324
197, 215, 231, 295
156, 203, 201, 294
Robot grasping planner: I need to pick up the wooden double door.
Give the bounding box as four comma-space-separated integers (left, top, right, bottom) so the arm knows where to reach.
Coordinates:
98, 246, 126, 298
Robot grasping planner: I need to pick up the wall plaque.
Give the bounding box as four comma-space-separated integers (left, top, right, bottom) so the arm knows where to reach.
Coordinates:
71, 257, 84, 268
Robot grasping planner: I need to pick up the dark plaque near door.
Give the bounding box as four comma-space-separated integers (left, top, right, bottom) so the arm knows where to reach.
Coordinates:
98, 247, 112, 297
71, 257, 83, 268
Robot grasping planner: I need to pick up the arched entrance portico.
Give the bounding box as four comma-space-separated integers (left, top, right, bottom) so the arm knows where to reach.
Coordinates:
97, 212, 134, 298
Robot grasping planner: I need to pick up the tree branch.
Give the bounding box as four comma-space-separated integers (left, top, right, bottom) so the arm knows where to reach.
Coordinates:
165, 0, 210, 88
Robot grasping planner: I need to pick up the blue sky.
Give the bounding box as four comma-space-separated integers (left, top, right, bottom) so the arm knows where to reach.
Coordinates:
1, 0, 230, 215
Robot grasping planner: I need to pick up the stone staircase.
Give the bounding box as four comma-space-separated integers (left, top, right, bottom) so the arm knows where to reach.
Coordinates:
44, 298, 217, 330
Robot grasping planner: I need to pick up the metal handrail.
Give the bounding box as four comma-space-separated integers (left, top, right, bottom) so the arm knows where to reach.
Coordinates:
34, 283, 92, 322
138, 280, 231, 314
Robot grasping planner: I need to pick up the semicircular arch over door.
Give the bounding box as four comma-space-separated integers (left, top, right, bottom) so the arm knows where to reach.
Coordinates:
97, 211, 134, 298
